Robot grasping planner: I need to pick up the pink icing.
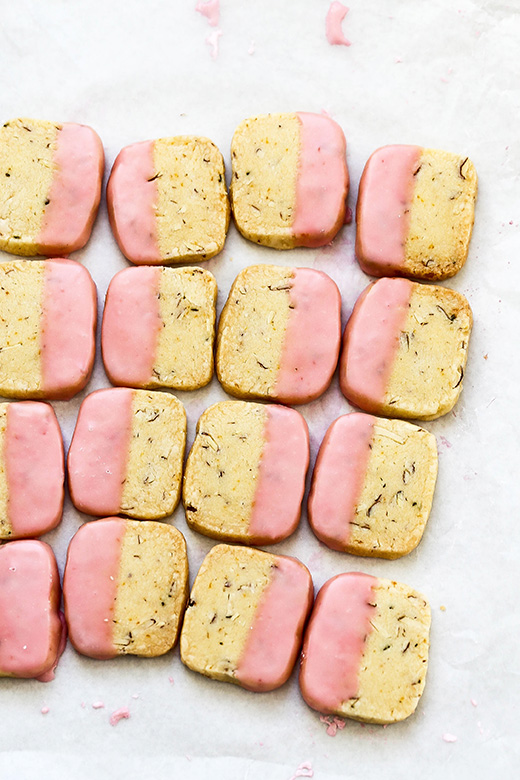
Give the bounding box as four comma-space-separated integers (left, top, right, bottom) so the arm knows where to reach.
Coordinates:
38, 123, 104, 255
339, 278, 412, 411
292, 113, 348, 247
249, 405, 309, 543
40, 259, 97, 400
5, 401, 64, 538
236, 556, 313, 692
300, 572, 376, 712
67, 388, 134, 516
0, 540, 62, 678
196, 0, 220, 27
326, 3, 351, 46
308, 413, 375, 550
63, 518, 126, 659
275, 268, 341, 404
37, 611, 67, 682
101, 266, 162, 387
355, 145, 422, 275
110, 707, 131, 726
107, 140, 161, 264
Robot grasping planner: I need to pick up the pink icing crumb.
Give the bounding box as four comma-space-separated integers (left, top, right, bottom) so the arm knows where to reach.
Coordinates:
443, 733, 457, 743
319, 715, 346, 736
248, 41, 255, 55
168, 676, 174, 684
205, 29, 222, 59
196, 0, 219, 27
326, 2, 351, 47
289, 762, 314, 780
439, 436, 452, 450
92, 701, 105, 709
131, 694, 139, 699
109, 707, 130, 726
471, 698, 478, 707
41, 706, 50, 715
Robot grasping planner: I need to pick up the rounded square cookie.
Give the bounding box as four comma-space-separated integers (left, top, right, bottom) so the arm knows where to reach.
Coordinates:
216, 265, 341, 404
183, 400, 309, 544
63, 518, 189, 659
101, 265, 217, 391
180, 543, 313, 692
0, 117, 104, 256
68, 388, 186, 520
339, 277, 473, 420
230, 112, 348, 248
308, 413, 438, 558
356, 145, 478, 280
107, 135, 229, 264
0, 401, 64, 540
0, 259, 97, 400
0, 540, 64, 679
299, 572, 431, 724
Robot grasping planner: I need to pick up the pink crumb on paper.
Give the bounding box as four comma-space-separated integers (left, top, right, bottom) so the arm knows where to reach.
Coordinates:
195, 0, 220, 27
168, 676, 174, 684
443, 733, 457, 743
41, 706, 50, 715
439, 435, 452, 449
319, 714, 346, 736
109, 707, 130, 726
289, 762, 314, 780
205, 29, 223, 59
92, 701, 105, 709
471, 698, 478, 707
326, 2, 351, 46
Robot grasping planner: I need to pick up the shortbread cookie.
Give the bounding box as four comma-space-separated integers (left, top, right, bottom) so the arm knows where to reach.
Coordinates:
183, 401, 309, 544
180, 544, 313, 692
356, 145, 477, 280
63, 518, 189, 659
216, 265, 341, 404
102, 266, 217, 390
107, 135, 229, 264
0, 259, 97, 400
339, 277, 472, 420
300, 572, 431, 724
0, 117, 104, 256
68, 388, 186, 519
0, 402, 64, 539
0, 540, 63, 679
308, 413, 437, 558
230, 112, 348, 248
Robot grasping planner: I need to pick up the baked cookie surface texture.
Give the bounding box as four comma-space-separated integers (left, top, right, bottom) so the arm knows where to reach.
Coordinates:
107, 135, 229, 264
299, 572, 431, 724
68, 388, 186, 520
216, 265, 341, 404
102, 265, 217, 391
63, 518, 189, 659
183, 400, 309, 544
0, 401, 64, 539
231, 112, 348, 249
339, 277, 472, 420
0, 259, 97, 400
0, 117, 104, 256
180, 544, 313, 692
308, 413, 438, 558
356, 145, 477, 280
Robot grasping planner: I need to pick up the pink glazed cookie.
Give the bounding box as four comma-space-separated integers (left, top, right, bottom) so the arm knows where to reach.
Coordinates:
356, 145, 477, 280
0, 402, 64, 539
216, 265, 341, 404
180, 544, 313, 692
230, 112, 349, 248
0, 259, 97, 400
183, 401, 309, 544
339, 277, 472, 420
0, 117, 104, 256
299, 572, 431, 724
0, 540, 63, 679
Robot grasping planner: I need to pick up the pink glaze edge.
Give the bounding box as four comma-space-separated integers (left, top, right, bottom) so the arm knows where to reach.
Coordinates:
101, 266, 162, 387
37, 610, 67, 682
5, 402, 64, 538
326, 2, 351, 47
274, 268, 341, 404
107, 140, 161, 264
67, 388, 134, 516
292, 113, 348, 247
236, 555, 313, 691
339, 278, 412, 411
38, 123, 104, 255
300, 572, 377, 712
248, 405, 309, 543
308, 413, 375, 550
355, 145, 422, 275
40, 259, 97, 400
0, 540, 62, 678
63, 518, 126, 659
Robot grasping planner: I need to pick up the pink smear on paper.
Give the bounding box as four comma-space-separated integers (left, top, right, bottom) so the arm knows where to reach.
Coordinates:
92, 701, 105, 709
289, 762, 314, 780
326, 2, 351, 46
443, 733, 457, 743
471, 698, 478, 707
206, 29, 222, 59
196, 0, 220, 27
110, 707, 130, 726
320, 714, 346, 736
439, 435, 452, 450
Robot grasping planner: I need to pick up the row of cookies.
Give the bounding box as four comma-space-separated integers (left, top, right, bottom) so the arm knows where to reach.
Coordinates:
1, 116, 477, 280
1, 531, 430, 725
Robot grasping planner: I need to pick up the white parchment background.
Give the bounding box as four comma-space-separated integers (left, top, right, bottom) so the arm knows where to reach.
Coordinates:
1, 1, 519, 778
